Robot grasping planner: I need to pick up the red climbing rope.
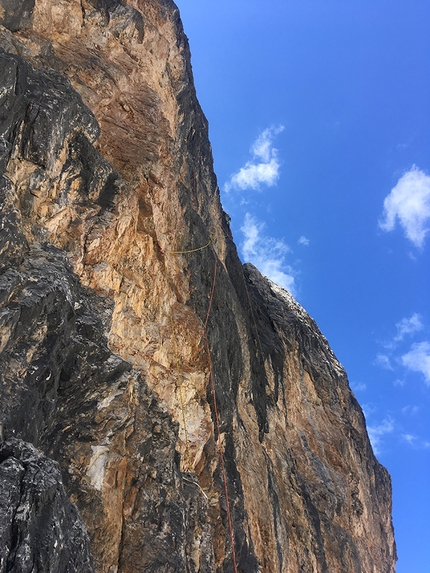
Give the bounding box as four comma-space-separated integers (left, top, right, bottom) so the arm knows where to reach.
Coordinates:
159, 234, 238, 571
204, 252, 239, 573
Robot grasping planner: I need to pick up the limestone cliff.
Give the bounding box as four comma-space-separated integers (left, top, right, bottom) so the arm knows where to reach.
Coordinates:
0, 1, 396, 572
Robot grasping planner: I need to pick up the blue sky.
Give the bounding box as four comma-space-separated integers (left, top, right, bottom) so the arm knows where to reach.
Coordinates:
176, 1, 430, 571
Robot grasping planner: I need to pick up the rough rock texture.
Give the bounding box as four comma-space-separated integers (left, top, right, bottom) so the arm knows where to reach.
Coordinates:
0, 1, 396, 572
0, 439, 94, 573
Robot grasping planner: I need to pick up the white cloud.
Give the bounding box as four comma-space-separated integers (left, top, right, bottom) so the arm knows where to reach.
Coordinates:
367, 417, 394, 455
241, 213, 296, 293
379, 165, 430, 248
394, 313, 423, 341
228, 161, 280, 191
351, 382, 367, 392
251, 127, 283, 162
401, 433, 430, 450
362, 403, 376, 419
401, 405, 419, 416
401, 341, 430, 384
298, 235, 310, 246
374, 314, 426, 380
401, 433, 418, 445
224, 126, 284, 192
374, 353, 394, 371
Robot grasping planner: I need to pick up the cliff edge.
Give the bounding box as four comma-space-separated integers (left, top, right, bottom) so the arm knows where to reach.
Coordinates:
0, 1, 396, 571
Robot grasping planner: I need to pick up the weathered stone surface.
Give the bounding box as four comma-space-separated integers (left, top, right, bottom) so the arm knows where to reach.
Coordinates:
0, 439, 94, 573
0, 1, 396, 572
0, 182, 214, 572
0, 0, 34, 32
239, 265, 396, 572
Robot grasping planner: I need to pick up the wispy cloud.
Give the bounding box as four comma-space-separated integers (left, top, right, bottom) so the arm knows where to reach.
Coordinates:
351, 381, 367, 392
394, 313, 424, 341
374, 314, 429, 385
367, 417, 395, 455
379, 165, 430, 248
374, 353, 394, 371
401, 405, 419, 416
241, 213, 295, 293
224, 126, 284, 192
362, 403, 377, 419
401, 341, 430, 385
401, 433, 418, 446
401, 433, 430, 450
298, 235, 310, 246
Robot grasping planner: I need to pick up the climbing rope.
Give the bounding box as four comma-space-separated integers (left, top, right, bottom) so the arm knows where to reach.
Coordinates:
167, 238, 212, 255
157, 236, 212, 472
159, 234, 238, 572
204, 252, 239, 573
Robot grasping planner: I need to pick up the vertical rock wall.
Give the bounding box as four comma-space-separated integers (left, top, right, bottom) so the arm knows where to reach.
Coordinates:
0, 1, 396, 571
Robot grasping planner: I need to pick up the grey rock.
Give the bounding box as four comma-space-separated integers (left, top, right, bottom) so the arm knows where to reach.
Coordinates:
0, 439, 94, 573
0, 51, 99, 171
0, 0, 35, 32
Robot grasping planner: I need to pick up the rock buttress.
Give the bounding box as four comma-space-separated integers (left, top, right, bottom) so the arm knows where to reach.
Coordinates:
0, 1, 396, 572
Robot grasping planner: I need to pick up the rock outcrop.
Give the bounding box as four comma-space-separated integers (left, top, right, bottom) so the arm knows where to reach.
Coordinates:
0, 1, 396, 572
0, 439, 95, 573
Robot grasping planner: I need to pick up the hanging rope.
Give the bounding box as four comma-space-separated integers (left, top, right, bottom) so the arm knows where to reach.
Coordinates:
167, 238, 212, 255
204, 252, 239, 573
157, 239, 212, 255
159, 233, 238, 571
156, 236, 212, 472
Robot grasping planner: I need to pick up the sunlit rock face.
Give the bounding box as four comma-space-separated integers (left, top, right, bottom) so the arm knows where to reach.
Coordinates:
0, 1, 396, 572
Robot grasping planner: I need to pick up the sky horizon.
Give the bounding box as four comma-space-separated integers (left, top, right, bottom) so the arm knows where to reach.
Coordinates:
176, 1, 430, 571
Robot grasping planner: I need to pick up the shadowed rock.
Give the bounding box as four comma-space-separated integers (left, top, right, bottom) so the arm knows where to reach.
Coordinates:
0, 439, 94, 573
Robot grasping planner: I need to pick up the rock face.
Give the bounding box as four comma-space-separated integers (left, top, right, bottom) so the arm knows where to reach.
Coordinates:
0, 1, 396, 572
0, 439, 95, 573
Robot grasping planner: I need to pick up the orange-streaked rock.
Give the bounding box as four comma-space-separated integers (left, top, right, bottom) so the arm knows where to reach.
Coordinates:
0, 1, 396, 571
